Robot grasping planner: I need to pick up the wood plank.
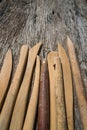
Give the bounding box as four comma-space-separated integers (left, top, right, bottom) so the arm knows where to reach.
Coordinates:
0, 45, 29, 130
0, 49, 12, 111
67, 36, 87, 130
9, 43, 42, 130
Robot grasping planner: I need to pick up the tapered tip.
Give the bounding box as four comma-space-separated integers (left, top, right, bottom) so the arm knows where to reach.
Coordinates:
7, 49, 12, 57
21, 45, 29, 51
6, 49, 12, 65
67, 36, 72, 44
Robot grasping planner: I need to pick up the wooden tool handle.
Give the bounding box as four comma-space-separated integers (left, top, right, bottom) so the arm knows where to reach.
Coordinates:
58, 43, 74, 130
23, 56, 40, 130
54, 57, 67, 130
38, 59, 50, 130
67, 36, 87, 129
0, 45, 29, 130
9, 43, 42, 130
0, 49, 12, 111
47, 51, 58, 130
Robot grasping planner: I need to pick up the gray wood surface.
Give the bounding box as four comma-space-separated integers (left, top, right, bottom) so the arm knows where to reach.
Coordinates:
0, 0, 87, 129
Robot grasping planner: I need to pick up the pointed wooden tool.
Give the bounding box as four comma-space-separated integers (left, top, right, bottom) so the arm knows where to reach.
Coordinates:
0, 45, 29, 130
58, 44, 74, 130
38, 59, 50, 130
23, 56, 40, 130
9, 43, 42, 130
67, 37, 87, 130
47, 51, 58, 130
54, 57, 67, 130
0, 49, 12, 111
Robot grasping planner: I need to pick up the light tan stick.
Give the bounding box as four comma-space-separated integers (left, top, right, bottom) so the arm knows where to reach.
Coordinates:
67, 36, 87, 130
58, 43, 74, 130
23, 56, 40, 130
0, 45, 29, 130
0, 49, 12, 110
47, 51, 58, 130
54, 57, 67, 130
9, 43, 42, 130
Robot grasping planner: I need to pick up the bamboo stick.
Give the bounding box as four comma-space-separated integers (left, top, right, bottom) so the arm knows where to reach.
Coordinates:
67, 36, 87, 130
58, 43, 74, 130
0, 49, 12, 110
9, 43, 42, 130
47, 51, 58, 130
54, 57, 67, 130
0, 45, 29, 130
38, 59, 50, 130
23, 56, 40, 130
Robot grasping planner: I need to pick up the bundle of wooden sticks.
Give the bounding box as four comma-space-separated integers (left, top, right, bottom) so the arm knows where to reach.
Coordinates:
0, 37, 87, 130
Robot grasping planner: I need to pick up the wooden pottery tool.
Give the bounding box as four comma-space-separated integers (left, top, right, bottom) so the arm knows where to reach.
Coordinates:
23, 56, 40, 130
54, 56, 67, 130
9, 43, 42, 130
58, 43, 74, 130
38, 59, 50, 130
47, 51, 58, 130
67, 36, 87, 130
0, 45, 29, 130
0, 49, 12, 111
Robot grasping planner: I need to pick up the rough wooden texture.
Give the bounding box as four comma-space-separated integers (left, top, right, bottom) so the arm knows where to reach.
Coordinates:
0, 0, 87, 129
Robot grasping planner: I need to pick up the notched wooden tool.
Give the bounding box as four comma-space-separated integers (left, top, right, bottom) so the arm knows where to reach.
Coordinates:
47, 51, 58, 130
58, 43, 74, 130
9, 42, 42, 130
0, 49, 12, 111
0, 45, 29, 130
67, 36, 87, 130
23, 56, 40, 130
54, 57, 67, 130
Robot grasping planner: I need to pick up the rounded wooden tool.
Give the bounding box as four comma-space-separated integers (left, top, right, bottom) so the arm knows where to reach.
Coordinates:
0, 45, 29, 130
38, 59, 50, 130
54, 57, 67, 130
9, 43, 42, 130
58, 43, 74, 130
67, 36, 87, 130
23, 56, 40, 130
47, 51, 58, 130
0, 49, 12, 111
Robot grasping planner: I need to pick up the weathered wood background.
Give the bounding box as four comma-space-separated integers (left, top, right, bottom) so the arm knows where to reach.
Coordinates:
0, 0, 87, 129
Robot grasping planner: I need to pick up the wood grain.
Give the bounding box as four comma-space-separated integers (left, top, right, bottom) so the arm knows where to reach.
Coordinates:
54, 57, 67, 130
0, 49, 12, 111
0, 45, 29, 130
9, 43, 42, 130
23, 56, 40, 130
67, 37, 87, 130
58, 43, 74, 130
47, 51, 58, 130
